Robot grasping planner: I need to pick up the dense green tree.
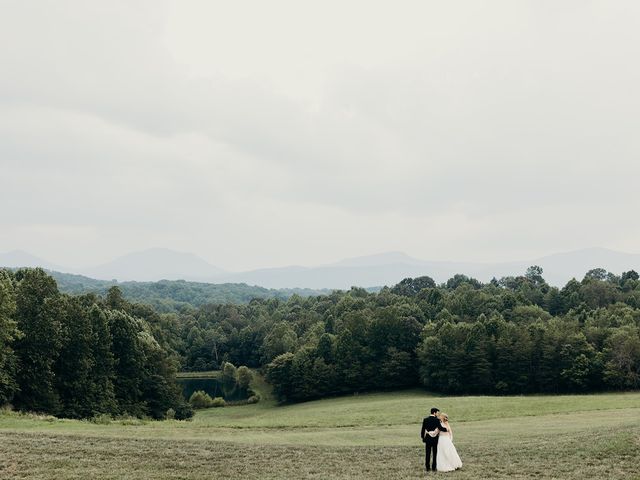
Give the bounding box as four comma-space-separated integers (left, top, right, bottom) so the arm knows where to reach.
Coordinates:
390, 276, 436, 296
621, 270, 640, 283
584, 268, 609, 282
508, 305, 551, 324
54, 296, 96, 418
463, 323, 493, 392
187, 267, 640, 401
0, 271, 21, 405
139, 330, 184, 420
12, 268, 63, 413
380, 347, 415, 387
602, 326, 640, 389
106, 286, 125, 310
109, 310, 145, 416
446, 274, 482, 290
87, 305, 117, 414
316, 333, 335, 364
265, 352, 295, 402
334, 328, 365, 392
493, 322, 532, 394
580, 277, 618, 309
1, 269, 190, 419
236, 365, 253, 390
260, 322, 298, 363
558, 332, 598, 391
20, 264, 638, 406
222, 361, 237, 386
525, 266, 545, 285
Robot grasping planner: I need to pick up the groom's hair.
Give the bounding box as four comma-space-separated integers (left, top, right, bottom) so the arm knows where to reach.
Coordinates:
430, 407, 439, 414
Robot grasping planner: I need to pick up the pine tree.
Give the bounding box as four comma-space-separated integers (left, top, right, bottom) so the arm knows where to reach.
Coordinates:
109, 310, 145, 416
0, 270, 21, 405
13, 268, 62, 413
55, 296, 95, 418
88, 305, 117, 414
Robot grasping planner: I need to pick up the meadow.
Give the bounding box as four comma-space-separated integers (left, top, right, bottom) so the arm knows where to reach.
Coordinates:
1, 386, 639, 479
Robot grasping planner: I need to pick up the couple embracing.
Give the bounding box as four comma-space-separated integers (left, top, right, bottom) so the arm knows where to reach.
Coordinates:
420, 407, 462, 473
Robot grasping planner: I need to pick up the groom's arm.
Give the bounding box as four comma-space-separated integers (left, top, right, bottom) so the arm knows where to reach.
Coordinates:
420, 419, 427, 439
437, 420, 448, 432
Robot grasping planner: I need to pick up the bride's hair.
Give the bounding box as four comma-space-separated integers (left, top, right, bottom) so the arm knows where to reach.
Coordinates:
439, 413, 449, 422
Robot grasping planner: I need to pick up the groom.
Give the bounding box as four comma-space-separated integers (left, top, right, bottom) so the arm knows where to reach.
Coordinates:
420, 407, 447, 473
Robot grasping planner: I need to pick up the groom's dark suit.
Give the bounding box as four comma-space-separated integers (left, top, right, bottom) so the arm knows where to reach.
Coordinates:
421, 415, 447, 472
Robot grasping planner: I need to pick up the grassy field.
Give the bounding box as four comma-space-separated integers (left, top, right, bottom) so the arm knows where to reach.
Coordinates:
1, 384, 639, 479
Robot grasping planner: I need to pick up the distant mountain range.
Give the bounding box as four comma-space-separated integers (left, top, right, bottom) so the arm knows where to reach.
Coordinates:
214, 248, 640, 288
1, 247, 640, 289
0, 250, 65, 272
82, 248, 226, 282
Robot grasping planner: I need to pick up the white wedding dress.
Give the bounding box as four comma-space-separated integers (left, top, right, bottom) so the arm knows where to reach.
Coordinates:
436, 432, 462, 472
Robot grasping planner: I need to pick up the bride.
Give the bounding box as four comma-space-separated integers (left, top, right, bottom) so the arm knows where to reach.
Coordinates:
436, 413, 462, 472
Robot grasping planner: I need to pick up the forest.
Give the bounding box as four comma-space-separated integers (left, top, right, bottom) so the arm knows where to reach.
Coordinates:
50, 270, 329, 311
1, 266, 639, 418
0, 268, 192, 420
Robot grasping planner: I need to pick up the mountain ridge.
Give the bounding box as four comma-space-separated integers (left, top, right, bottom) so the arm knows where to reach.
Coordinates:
2, 246, 639, 289
80, 247, 226, 282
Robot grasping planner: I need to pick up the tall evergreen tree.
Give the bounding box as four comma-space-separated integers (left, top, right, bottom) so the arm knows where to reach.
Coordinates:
463, 323, 493, 393
0, 270, 21, 405
109, 310, 145, 416
87, 304, 117, 414
13, 268, 63, 413
54, 296, 95, 418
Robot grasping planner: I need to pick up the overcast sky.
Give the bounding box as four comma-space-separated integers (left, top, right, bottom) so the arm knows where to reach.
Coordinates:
1, 0, 639, 271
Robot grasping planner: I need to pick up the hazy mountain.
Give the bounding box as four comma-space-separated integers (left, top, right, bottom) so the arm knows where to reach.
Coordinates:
533, 247, 640, 286
3, 246, 640, 289
331, 251, 428, 267
0, 249, 63, 271
219, 247, 640, 289
80, 248, 226, 282
219, 260, 493, 289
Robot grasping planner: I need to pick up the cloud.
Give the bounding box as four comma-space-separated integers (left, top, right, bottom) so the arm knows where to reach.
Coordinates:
0, 0, 639, 269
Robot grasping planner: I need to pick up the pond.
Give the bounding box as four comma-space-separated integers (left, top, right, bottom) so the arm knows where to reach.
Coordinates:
177, 377, 249, 402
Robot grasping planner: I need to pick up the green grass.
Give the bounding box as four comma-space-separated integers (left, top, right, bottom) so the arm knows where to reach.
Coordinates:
1, 388, 639, 479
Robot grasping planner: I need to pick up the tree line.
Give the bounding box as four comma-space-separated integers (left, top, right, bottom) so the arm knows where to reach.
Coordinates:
2, 266, 639, 414
168, 266, 640, 401
267, 268, 640, 400
0, 268, 192, 419
50, 270, 329, 312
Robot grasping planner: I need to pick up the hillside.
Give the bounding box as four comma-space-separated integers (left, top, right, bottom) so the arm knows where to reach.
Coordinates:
49, 270, 331, 310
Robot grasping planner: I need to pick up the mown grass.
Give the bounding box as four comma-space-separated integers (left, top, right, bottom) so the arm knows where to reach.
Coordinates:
1, 389, 639, 479
193, 389, 640, 429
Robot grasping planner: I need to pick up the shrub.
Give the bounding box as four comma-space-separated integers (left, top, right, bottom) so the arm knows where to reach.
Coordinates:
174, 402, 194, 420
189, 390, 213, 409
236, 366, 253, 389
89, 413, 112, 425
211, 397, 226, 408
247, 395, 260, 404
222, 362, 237, 385
116, 415, 147, 426
165, 408, 175, 420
